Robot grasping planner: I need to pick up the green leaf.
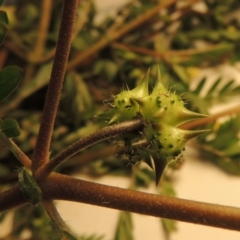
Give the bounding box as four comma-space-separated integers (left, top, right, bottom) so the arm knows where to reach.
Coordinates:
0, 0, 4, 6
1, 118, 21, 137
193, 77, 206, 95
207, 77, 221, 96
0, 10, 8, 45
18, 168, 42, 205
114, 211, 133, 240
218, 79, 235, 95
0, 65, 22, 101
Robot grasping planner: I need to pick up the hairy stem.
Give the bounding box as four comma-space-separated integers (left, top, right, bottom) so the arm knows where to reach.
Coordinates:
32, 0, 78, 172
2, 173, 240, 232
0, 132, 31, 168
0, 185, 27, 212
41, 173, 240, 232
36, 119, 145, 181
42, 199, 76, 239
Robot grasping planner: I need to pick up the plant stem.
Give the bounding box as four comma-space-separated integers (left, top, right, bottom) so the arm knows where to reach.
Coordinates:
32, 0, 78, 172
0, 0, 199, 118
0, 185, 27, 213
35, 119, 145, 181
41, 173, 240, 232
112, 42, 232, 63
66, 0, 180, 70
31, 0, 52, 60
112, 42, 167, 60
63, 145, 121, 169
2, 172, 240, 232
42, 199, 77, 239
181, 105, 240, 129
0, 132, 31, 168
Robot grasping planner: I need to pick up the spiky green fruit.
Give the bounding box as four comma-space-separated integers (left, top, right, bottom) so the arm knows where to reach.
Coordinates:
139, 69, 207, 125
109, 71, 150, 124
143, 122, 208, 184
101, 67, 208, 184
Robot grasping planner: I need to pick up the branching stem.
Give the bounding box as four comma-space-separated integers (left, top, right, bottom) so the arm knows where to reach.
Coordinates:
0, 185, 27, 212
0, 132, 31, 168
41, 173, 240, 232
32, 0, 78, 172
2, 173, 240, 232
66, 0, 183, 70
36, 119, 145, 181
42, 199, 76, 239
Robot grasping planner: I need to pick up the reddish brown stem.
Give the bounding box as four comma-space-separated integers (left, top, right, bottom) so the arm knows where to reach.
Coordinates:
0, 185, 27, 212
42, 199, 72, 238
2, 173, 240, 232
0, 133, 32, 168
32, 0, 78, 172
36, 119, 144, 181
41, 173, 240, 232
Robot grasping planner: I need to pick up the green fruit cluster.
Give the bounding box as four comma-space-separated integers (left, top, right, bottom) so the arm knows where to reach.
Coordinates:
104, 68, 207, 184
